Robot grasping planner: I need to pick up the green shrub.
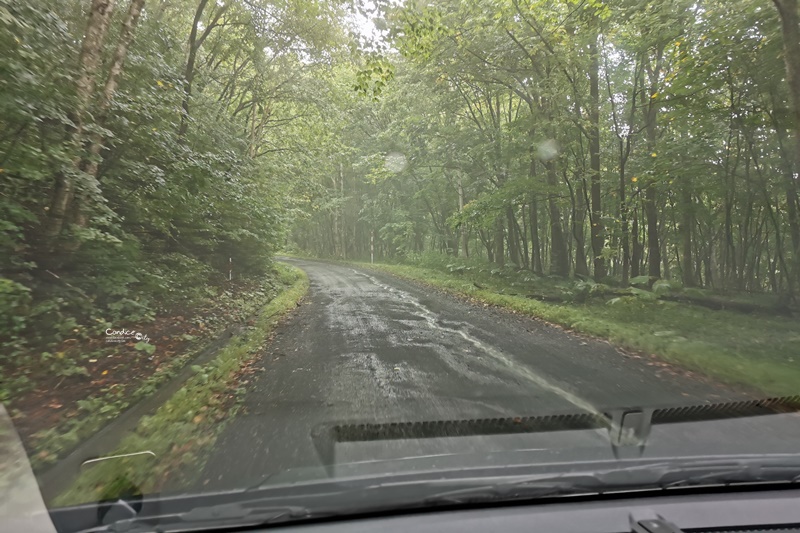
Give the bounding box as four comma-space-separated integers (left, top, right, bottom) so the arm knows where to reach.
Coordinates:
0, 277, 31, 339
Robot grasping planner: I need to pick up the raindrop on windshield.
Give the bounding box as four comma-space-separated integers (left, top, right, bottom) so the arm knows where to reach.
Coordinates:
535, 139, 559, 162
385, 151, 408, 173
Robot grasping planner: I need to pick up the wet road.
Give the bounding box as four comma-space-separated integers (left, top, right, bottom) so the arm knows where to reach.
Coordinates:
196, 258, 745, 490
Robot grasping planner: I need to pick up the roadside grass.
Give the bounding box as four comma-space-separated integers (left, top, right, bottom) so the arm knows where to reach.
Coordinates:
28, 351, 193, 471
19, 279, 283, 472
52, 263, 309, 506
353, 260, 800, 398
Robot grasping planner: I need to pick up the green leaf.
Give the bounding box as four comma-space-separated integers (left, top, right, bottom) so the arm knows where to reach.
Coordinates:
134, 342, 156, 355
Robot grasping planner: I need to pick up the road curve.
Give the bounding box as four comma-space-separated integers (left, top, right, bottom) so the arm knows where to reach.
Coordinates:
194, 258, 743, 490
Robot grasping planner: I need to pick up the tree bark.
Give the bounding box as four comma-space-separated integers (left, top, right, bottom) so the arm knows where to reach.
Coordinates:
529, 195, 543, 274
569, 174, 589, 277
773, 0, 800, 168
493, 216, 505, 267
679, 176, 696, 287
527, 128, 544, 274
644, 184, 660, 279
632, 207, 643, 278
76, 0, 147, 226
179, 0, 208, 138
546, 161, 569, 276
480, 229, 494, 262
457, 175, 469, 257
772, 0, 800, 294
644, 51, 662, 280
606, 49, 640, 285
588, 29, 605, 281
44, 0, 117, 241
619, 148, 630, 285
507, 206, 521, 266
179, 0, 229, 138
518, 206, 530, 269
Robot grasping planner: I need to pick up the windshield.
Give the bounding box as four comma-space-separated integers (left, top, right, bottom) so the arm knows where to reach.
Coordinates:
2, 0, 800, 530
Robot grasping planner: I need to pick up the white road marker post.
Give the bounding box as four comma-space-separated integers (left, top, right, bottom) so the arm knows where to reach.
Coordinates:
229, 257, 232, 281
370, 230, 374, 264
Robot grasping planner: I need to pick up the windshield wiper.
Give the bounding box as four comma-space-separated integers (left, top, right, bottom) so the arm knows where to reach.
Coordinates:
657, 459, 800, 488
421, 457, 800, 505
422, 477, 600, 504
180, 502, 311, 523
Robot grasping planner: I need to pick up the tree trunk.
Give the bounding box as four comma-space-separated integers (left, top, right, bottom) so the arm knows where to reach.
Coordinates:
457, 175, 469, 257
179, 0, 228, 138
644, 49, 664, 280
679, 177, 696, 287
588, 30, 605, 281
98, 0, 146, 124
644, 183, 661, 279
480, 229, 494, 262
332, 179, 341, 258
619, 145, 630, 285
724, 191, 736, 288
570, 175, 589, 277
773, 0, 800, 294
774, 120, 800, 288
44, 0, 117, 241
76, 0, 147, 226
632, 207, 642, 278
340, 164, 347, 259
529, 195, 543, 274
610, 55, 638, 286
773, 0, 800, 172
546, 161, 569, 276
493, 216, 505, 267
179, 0, 208, 138
507, 206, 521, 267
518, 206, 530, 269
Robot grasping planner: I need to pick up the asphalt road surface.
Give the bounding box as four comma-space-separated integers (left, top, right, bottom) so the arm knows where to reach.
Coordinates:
196, 258, 749, 491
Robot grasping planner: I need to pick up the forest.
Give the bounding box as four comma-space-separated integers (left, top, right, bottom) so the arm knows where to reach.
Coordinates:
2, 0, 800, 398
293, 0, 800, 304
1, 0, 342, 368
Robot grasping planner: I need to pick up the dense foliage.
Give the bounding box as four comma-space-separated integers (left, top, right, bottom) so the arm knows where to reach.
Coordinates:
0, 0, 348, 358
292, 0, 800, 307
2, 0, 800, 363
